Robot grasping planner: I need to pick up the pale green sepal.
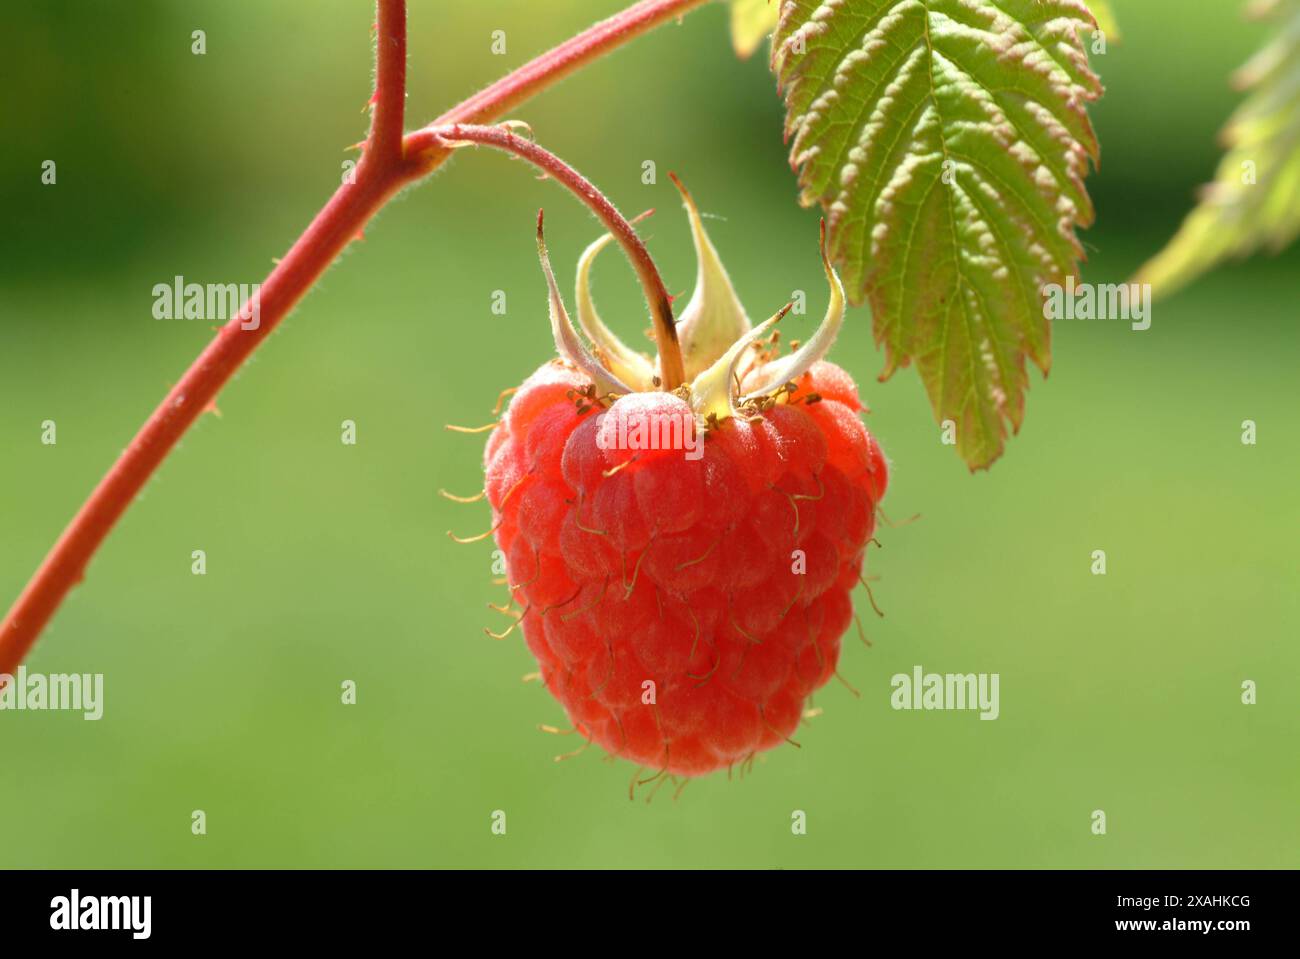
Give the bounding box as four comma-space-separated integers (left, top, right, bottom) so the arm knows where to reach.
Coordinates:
575, 232, 656, 389
740, 226, 846, 401
536, 220, 634, 396
671, 174, 753, 379
687, 302, 790, 424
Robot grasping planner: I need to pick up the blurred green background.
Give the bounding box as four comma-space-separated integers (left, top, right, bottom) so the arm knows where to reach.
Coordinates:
1, 1, 1296, 869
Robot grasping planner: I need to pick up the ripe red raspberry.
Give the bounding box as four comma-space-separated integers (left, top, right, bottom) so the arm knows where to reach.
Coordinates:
480, 182, 887, 778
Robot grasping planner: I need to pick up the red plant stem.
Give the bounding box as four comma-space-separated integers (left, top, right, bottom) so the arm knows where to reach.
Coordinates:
414, 123, 684, 389
370, 0, 408, 164
428, 0, 710, 133
0, 0, 710, 677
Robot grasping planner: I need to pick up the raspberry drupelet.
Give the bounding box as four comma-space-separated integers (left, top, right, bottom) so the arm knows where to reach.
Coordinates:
481, 179, 887, 778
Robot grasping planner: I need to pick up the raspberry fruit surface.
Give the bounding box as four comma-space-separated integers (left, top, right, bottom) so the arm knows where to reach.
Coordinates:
473, 180, 888, 778
485, 360, 886, 777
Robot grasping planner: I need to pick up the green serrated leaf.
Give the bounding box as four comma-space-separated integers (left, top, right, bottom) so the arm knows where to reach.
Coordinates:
731, 0, 781, 59
1136, 0, 1300, 299
773, 0, 1102, 470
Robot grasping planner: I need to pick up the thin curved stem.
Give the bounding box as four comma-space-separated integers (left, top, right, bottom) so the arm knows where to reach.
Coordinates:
369, 0, 408, 164
415, 122, 684, 389
0, 0, 711, 678
399, 0, 710, 179
426, 0, 710, 136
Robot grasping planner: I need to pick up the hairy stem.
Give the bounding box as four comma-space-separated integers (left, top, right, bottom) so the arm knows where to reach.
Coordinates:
0, 0, 711, 677
415, 122, 684, 389
370, 0, 409, 164
427, 0, 709, 140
